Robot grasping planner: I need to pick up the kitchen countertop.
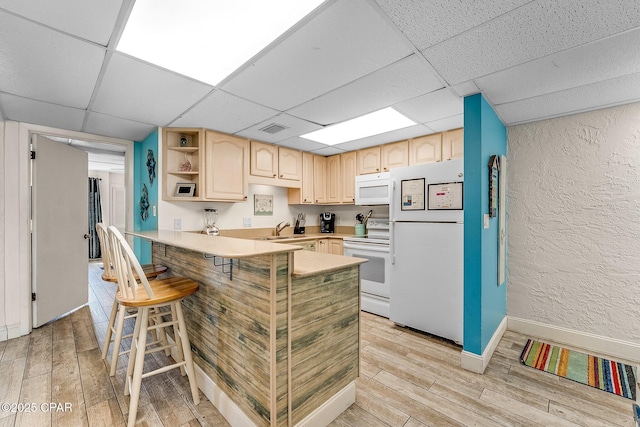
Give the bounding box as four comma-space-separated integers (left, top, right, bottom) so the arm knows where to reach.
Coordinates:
127, 229, 366, 277
127, 229, 302, 258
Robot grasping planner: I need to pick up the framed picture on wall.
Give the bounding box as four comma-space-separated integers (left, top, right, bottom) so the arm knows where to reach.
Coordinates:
254, 194, 273, 216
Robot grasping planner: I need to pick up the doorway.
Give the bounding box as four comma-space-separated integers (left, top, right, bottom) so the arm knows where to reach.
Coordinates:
30, 131, 132, 329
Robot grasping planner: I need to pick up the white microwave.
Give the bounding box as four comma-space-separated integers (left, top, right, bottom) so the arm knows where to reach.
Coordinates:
355, 172, 391, 205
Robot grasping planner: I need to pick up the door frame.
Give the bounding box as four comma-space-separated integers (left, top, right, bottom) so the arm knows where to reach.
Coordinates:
2, 121, 133, 339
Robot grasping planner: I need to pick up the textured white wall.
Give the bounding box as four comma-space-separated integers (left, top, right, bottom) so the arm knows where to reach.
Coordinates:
507, 102, 640, 343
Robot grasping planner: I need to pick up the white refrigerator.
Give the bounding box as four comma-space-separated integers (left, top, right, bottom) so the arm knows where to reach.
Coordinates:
389, 159, 464, 344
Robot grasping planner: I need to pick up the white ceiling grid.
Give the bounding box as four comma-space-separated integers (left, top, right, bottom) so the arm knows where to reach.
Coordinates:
0, 0, 638, 152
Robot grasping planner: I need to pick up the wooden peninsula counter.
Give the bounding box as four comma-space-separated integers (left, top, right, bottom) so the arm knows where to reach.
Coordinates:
126, 230, 365, 427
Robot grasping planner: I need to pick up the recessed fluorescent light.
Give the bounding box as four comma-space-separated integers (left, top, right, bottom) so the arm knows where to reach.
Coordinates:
301, 108, 417, 145
117, 0, 324, 85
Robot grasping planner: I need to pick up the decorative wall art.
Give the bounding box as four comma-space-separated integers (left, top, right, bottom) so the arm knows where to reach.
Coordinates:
146, 149, 156, 186
140, 183, 150, 221
254, 194, 273, 216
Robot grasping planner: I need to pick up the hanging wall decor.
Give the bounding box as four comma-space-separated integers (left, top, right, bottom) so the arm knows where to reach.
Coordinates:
254, 194, 273, 216
140, 183, 150, 221
488, 155, 500, 218
146, 149, 156, 186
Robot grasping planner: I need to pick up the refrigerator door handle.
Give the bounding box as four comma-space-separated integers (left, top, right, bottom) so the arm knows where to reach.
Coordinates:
390, 220, 396, 265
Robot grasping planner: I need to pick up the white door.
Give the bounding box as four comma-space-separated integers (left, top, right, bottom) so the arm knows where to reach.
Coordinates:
32, 134, 89, 327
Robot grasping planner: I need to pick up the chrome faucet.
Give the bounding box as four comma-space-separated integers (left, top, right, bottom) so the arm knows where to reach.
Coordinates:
275, 221, 290, 236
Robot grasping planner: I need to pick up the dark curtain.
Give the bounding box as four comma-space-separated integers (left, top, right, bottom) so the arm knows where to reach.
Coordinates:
88, 177, 103, 259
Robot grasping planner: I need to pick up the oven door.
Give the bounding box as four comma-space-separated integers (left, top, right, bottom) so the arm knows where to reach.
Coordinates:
343, 241, 390, 298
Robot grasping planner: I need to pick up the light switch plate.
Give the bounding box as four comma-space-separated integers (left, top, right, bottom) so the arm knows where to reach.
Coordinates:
174, 218, 182, 230
483, 214, 489, 229
243, 217, 252, 227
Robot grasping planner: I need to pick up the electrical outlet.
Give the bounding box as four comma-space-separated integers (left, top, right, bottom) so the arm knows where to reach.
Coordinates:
243, 217, 252, 227
174, 218, 182, 230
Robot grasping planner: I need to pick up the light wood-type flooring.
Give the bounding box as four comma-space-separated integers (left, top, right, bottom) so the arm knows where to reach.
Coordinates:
0, 262, 636, 426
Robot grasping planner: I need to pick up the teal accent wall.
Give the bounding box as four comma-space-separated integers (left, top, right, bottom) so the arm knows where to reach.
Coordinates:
133, 129, 159, 264
463, 94, 507, 355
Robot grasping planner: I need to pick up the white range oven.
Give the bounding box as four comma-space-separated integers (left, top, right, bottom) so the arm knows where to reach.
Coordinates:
343, 218, 390, 318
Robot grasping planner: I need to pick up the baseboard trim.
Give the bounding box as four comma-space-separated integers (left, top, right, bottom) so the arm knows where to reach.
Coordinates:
508, 316, 640, 364
6, 323, 22, 340
192, 363, 256, 427
461, 316, 507, 374
295, 382, 356, 427
0, 326, 7, 342
170, 337, 354, 426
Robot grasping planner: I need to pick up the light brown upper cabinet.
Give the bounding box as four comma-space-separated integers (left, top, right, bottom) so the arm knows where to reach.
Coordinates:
288, 152, 315, 204
409, 134, 442, 165
204, 131, 248, 201
326, 154, 342, 204
250, 140, 278, 178
313, 155, 327, 204
278, 146, 302, 180
250, 141, 302, 183
442, 128, 464, 161
382, 140, 409, 171
340, 151, 356, 203
162, 128, 203, 201
357, 146, 381, 175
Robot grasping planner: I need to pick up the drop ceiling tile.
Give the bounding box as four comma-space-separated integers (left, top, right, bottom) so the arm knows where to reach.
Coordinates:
494, 72, 640, 125
423, 0, 640, 85
221, 0, 413, 111
85, 112, 155, 141
333, 124, 433, 152
0, 11, 105, 109
0, 93, 85, 131
310, 146, 347, 156
476, 28, 640, 105
394, 89, 463, 124
288, 55, 444, 125
276, 137, 329, 152
0, 0, 122, 46
424, 115, 464, 133
236, 114, 321, 143
374, 0, 529, 50
92, 53, 212, 126
170, 90, 279, 134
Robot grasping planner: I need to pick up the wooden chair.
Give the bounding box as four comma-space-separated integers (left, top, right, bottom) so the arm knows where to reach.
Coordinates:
96, 223, 169, 371
95, 222, 167, 283
107, 226, 200, 427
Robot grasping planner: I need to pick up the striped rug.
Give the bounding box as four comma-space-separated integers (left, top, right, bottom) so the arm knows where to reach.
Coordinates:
520, 339, 637, 400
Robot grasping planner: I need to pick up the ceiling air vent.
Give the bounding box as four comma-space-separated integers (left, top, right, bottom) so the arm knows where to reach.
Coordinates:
260, 123, 288, 134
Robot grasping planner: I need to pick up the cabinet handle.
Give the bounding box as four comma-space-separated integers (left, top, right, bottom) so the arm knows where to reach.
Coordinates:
273, 174, 277, 177
376, 168, 379, 171
279, 174, 283, 178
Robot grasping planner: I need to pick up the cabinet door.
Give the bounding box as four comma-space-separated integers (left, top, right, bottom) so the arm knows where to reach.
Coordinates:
326, 154, 341, 204
250, 140, 278, 178
340, 151, 356, 203
357, 146, 381, 175
382, 140, 408, 171
316, 238, 329, 253
328, 239, 343, 255
204, 131, 248, 201
278, 147, 302, 180
313, 155, 327, 204
409, 134, 442, 165
301, 152, 315, 203
442, 128, 464, 161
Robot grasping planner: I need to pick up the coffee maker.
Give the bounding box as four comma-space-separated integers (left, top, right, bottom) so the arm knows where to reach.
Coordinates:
320, 212, 335, 233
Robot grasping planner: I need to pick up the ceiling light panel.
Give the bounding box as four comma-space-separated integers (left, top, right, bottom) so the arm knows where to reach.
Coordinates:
117, 0, 324, 85
301, 108, 416, 145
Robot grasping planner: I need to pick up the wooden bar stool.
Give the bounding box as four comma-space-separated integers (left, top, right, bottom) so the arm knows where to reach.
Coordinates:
96, 223, 169, 373
107, 226, 200, 427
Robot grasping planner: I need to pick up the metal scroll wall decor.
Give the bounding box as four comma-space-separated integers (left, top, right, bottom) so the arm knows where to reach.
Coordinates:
140, 183, 149, 221
146, 149, 156, 186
